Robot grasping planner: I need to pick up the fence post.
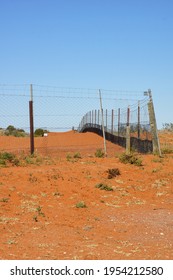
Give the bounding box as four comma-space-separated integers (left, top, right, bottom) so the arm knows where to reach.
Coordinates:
118, 108, 120, 138
105, 109, 107, 132
126, 106, 131, 154
29, 84, 34, 155
111, 109, 114, 134
147, 90, 161, 156
138, 101, 140, 139
99, 89, 107, 156
98, 110, 100, 127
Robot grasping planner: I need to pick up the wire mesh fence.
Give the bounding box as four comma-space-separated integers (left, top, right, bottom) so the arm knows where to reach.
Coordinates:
0, 84, 153, 155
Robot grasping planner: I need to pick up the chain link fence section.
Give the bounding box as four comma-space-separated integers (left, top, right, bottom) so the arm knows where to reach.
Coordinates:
0, 84, 152, 155
0, 84, 30, 153
78, 91, 153, 153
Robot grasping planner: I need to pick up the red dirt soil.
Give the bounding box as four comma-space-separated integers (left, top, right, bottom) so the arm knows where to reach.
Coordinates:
0, 131, 173, 260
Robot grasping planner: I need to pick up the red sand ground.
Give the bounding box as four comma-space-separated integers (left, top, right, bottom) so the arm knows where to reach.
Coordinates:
0, 131, 173, 260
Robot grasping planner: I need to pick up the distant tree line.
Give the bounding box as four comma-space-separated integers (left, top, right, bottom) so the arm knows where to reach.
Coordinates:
0, 125, 49, 137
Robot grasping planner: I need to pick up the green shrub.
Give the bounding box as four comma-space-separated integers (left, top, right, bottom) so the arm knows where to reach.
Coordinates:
76, 201, 87, 208
95, 148, 104, 158
95, 183, 113, 191
119, 152, 142, 166
0, 152, 15, 162
0, 152, 20, 167
34, 128, 49, 137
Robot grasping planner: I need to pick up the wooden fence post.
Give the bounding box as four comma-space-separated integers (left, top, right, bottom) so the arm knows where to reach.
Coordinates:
147, 90, 161, 156
29, 84, 34, 155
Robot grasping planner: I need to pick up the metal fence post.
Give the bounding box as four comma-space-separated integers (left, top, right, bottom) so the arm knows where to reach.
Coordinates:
126, 106, 131, 154
29, 84, 34, 155
111, 109, 114, 134
118, 108, 120, 138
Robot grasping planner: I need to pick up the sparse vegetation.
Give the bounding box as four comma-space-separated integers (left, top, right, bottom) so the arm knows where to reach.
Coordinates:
95, 148, 104, 158
36, 206, 45, 217
0, 198, 9, 202
4, 125, 27, 137
66, 153, 72, 161
33, 215, 38, 222
95, 183, 113, 191
107, 168, 120, 179
119, 152, 142, 166
0, 152, 20, 167
66, 152, 82, 162
76, 201, 87, 208
161, 146, 173, 154
0, 151, 51, 168
73, 152, 82, 159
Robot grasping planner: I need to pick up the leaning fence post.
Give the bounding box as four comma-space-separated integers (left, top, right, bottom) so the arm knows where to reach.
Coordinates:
147, 89, 161, 156
29, 84, 34, 155
126, 106, 131, 154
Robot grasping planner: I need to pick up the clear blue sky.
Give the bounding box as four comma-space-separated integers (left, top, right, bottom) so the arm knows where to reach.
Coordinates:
0, 0, 173, 128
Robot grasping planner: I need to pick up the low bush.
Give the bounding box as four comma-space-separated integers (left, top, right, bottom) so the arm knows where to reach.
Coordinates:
107, 168, 120, 179
73, 152, 82, 159
0, 152, 20, 167
95, 183, 113, 191
95, 148, 104, 158
119, 152, 142, 166
76, 201, 87, 208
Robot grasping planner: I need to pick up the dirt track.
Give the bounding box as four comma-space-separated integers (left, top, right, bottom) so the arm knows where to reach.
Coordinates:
0, 131, 173, 259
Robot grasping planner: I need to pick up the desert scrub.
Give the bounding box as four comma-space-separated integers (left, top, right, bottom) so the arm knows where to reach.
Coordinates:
161, 146, 173, 154
66, 153, 72, 161
95, 148, 104, 158
66, 152, 82, 162
119, 152, 142, 166
25, 153, 43, 165
73, 152, 82, 159
95, 183, 113, 191
76, 201, 87, 208
107, 168, 120, 179
0, 197, 9, 202
0, 152, 20, 167
36, 206, 45, 217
